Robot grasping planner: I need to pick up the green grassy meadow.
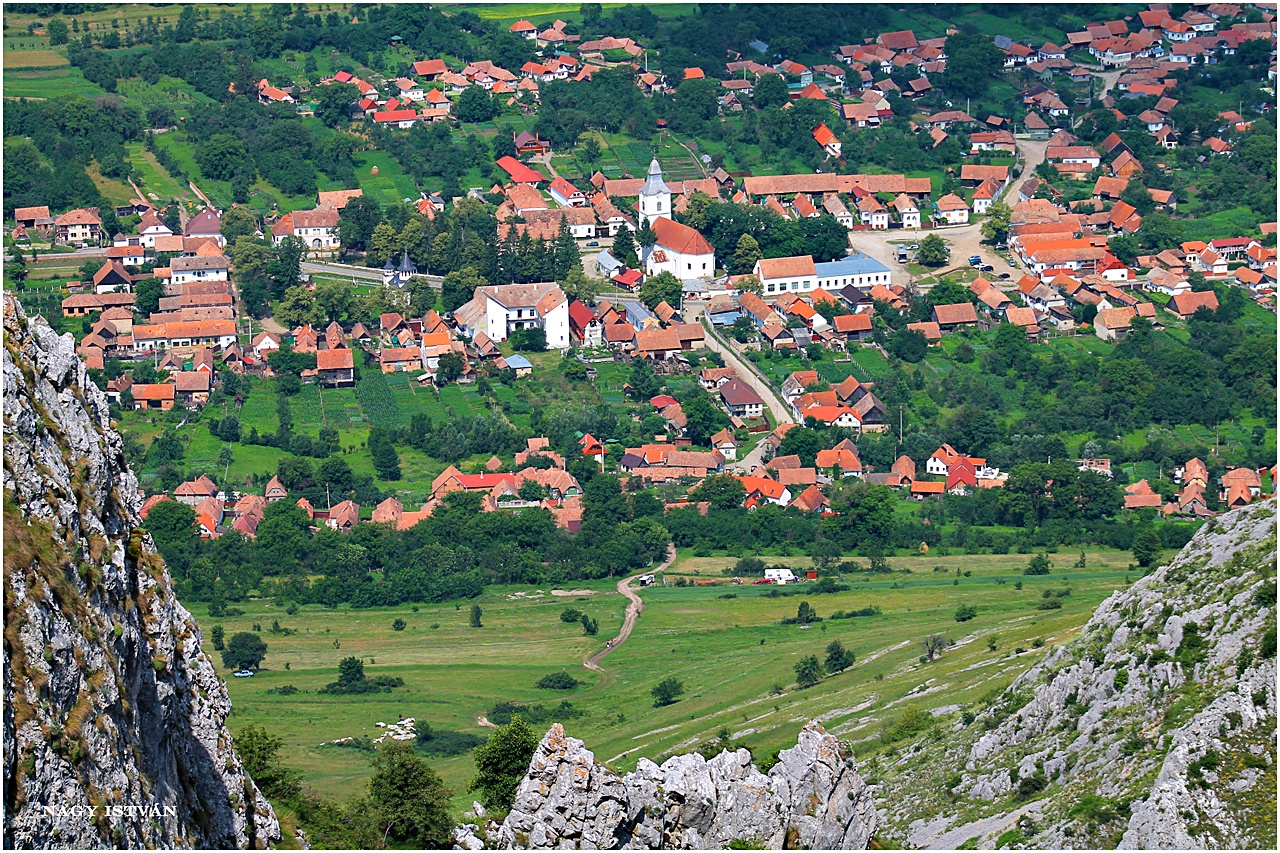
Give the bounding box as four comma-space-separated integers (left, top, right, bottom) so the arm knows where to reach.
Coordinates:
212, 544, 1140, 810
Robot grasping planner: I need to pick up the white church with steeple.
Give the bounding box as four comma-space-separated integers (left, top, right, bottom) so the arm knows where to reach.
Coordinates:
637, 158, 671, 227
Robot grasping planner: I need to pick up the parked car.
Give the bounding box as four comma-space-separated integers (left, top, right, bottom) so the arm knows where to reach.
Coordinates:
1008, 258, 1017, 267
586, 240, 599, 246
980, 264, 995, 272
994, 243, 1008, 251
998, 273, 1011, 279
908, 243, 919, 250
233, 670, 255, 678
969, 255, 982, 266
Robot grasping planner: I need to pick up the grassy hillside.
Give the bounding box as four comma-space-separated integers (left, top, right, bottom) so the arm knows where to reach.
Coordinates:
212, 544, 1141, 811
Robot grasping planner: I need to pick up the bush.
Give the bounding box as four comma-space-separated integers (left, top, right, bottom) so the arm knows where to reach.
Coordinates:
955, 604, 978, 622
880, 706, 934, 744
1023, 554, 1051, 575
487, 700, 583, 727
559, 607, 583, 623
535, 671, 582, 690
414, 722, 485, 757
1035, 599, 1063, 610
794, 655, 825, 688
392, 618, 407, 631
652, 677, 685, 707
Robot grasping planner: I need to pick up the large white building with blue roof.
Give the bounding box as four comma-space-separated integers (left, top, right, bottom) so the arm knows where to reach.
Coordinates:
815, 253, 892, 290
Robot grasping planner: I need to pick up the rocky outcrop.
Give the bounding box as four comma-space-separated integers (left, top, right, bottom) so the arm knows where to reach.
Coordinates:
879, 500, 1276, 850
3, 294, 280, 849
458, 720, 876, 849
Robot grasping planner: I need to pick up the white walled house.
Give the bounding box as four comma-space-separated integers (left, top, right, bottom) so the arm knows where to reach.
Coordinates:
469, 282, 571, 349
548, 177, 587, 207
935, 193, 970, 225
270, 208, 340, 250
755, 255, 817, 296
816, 253, 892, 289
645, 216, 716, 279
170, 255, 230, 286
893, 194, 920, 228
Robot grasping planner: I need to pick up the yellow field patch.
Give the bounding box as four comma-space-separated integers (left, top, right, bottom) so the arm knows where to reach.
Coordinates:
3, 49, 68, 69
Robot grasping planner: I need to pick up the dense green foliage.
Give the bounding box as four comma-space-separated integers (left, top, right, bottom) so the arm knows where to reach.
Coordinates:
470, 716, 539, 810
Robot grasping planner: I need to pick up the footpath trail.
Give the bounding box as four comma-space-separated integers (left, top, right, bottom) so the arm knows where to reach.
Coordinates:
584, 544, 675, 671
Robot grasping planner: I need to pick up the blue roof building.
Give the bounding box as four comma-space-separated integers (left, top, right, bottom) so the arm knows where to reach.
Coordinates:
814, 252, 892, 289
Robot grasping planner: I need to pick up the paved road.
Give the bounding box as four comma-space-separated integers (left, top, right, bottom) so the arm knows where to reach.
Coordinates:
686, 301, 795, 424
1001, 138, 1049, 205
584, 543, 675, 670
301, 260, 444, 286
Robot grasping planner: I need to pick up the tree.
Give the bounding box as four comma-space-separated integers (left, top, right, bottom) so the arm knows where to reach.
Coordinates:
753, 73, 789, 109
689, 474, 746, 510
917, 234, 948, 266
269, 237, 304, 299
367, 223, 399, 268
436, 351, 465, 384
368, 427, 401, 480
792, 601, 820, 624
1132, 528, 1162, 567
470, 604, 483, 627
221, 206, 258, 242
196, 134, 254, 182
275, 285, 323, 328
315, 81, 360, 127
794, 655, 825, 688
470, 715, 539, 810
1121, 181, 1156, 217
639, 270, 682, 311
47, 17, 69, 45
235, 724, 302, 801
810, 538, 842, 570
442, 266, 485, 313
337, 656, 365, 686
222, 632, 268, 670
824, 640, 854, 674
732, 233, 762, 275
636, 219, 656, 251
339, 195, 383, 250
211, 624, 225, 651
1024, 553, 1052, 575
314, 279, 354, 322
612, 224, 637, 265
651, 677, 685, 706
508, 327, 547, 352
626, 358, 663, 400
980, 201, 1011, 243
886, 328, 928, 363
731, 315, 755, 343
456, 85, 499, 122
683, 389, 730, 446
368, 741, 453, 847
939, 32, 1004, 99
921, 633, 947, 661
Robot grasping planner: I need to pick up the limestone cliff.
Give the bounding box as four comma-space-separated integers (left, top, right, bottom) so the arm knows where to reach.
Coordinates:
454, 720, 877, 849
876, 499, 1276, 850
2, 294, 280, 849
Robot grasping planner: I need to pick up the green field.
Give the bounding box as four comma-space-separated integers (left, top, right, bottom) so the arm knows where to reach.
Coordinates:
2, 65, 104, 98
214, 545, 1142, 810
126, 142, 197, 205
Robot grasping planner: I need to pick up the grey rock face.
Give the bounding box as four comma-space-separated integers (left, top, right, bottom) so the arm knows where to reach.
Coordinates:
2, 295, 280, 849
468, 720, 876, 849
882, 499, 1277, 850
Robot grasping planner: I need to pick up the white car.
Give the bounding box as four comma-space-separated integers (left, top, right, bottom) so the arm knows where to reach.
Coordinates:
233, 670, 255, 678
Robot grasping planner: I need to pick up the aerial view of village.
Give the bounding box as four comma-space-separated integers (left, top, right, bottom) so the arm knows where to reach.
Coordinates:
2, 2, 1276, 850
